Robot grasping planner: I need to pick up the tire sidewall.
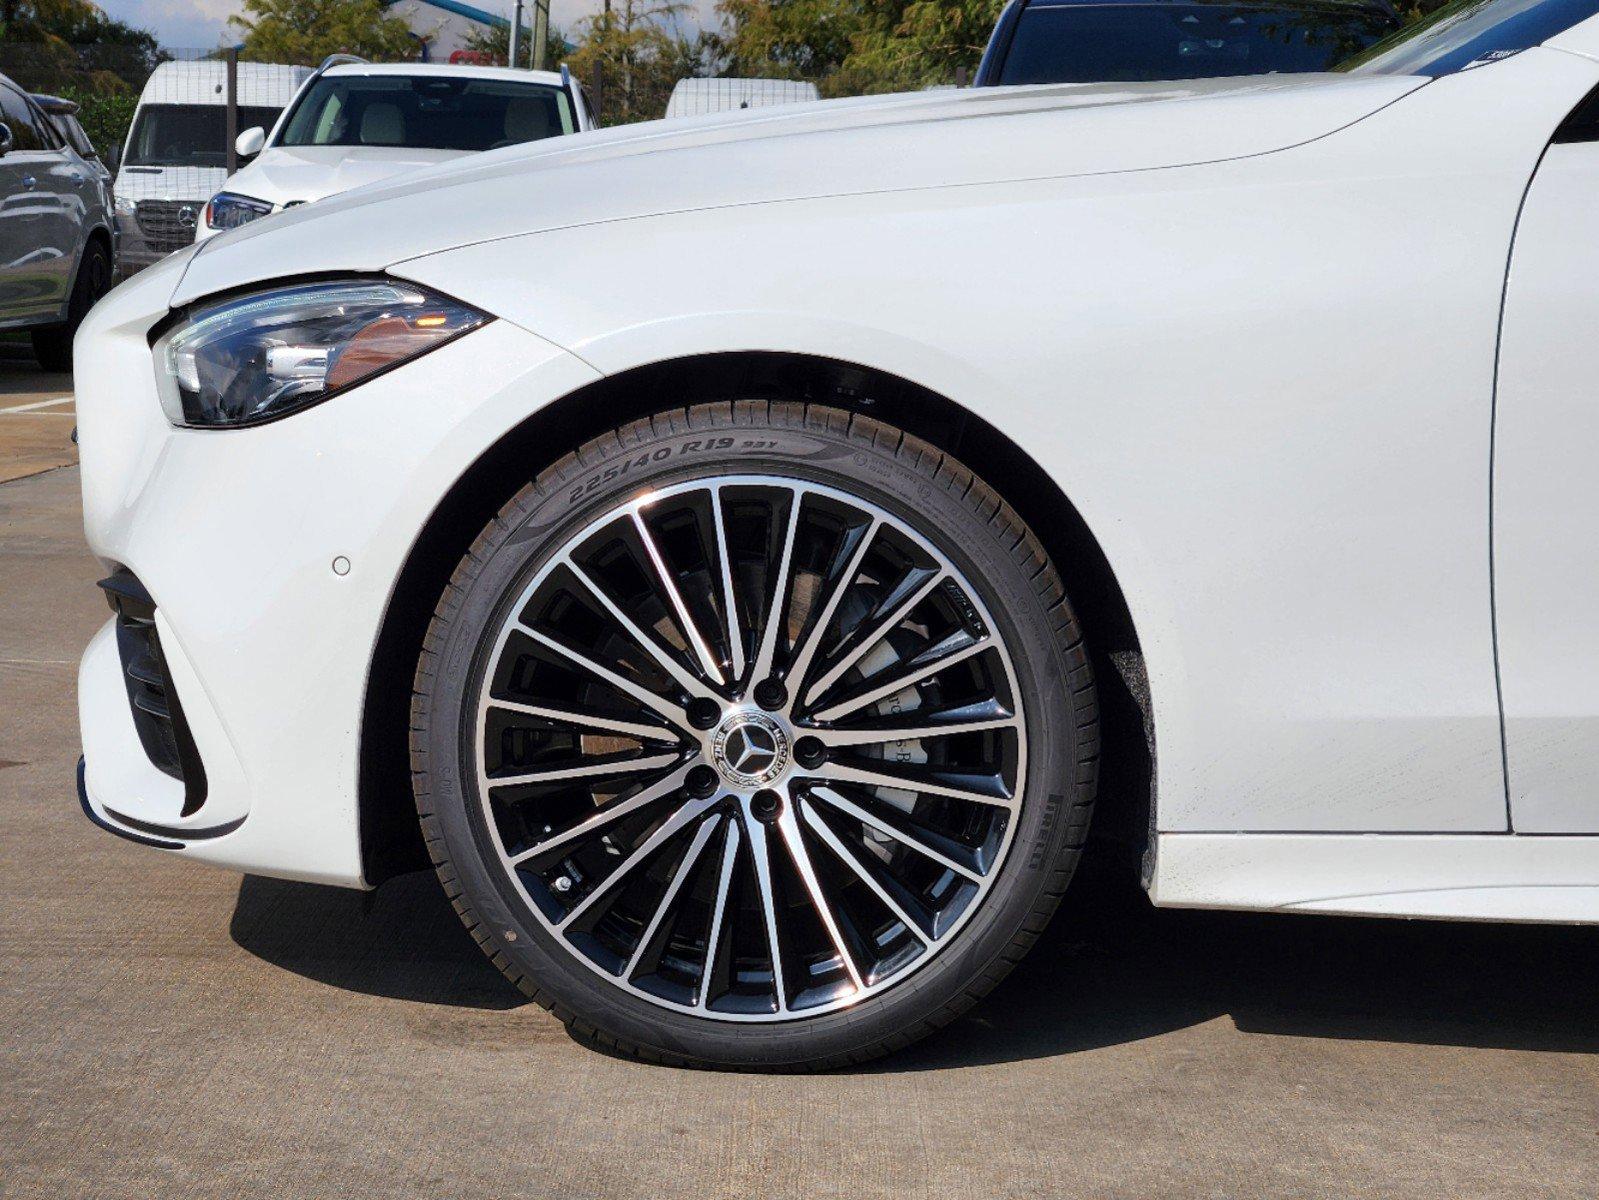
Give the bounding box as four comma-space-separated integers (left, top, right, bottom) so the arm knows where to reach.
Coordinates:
417, 406, 1085, 1068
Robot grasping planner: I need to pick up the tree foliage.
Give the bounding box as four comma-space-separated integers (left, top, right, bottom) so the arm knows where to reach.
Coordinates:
708, 0, 1003, 96
0, 0, 158, 55
565, 0, 698, 124
0, 0, 159, 89
230, 0, 422, 65
462, 17, 571, 72
53, 80, 136, 152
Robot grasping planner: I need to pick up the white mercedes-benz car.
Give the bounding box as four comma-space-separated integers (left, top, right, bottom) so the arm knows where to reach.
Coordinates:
73, 0, 1599, 1069
195, 61, 593, 241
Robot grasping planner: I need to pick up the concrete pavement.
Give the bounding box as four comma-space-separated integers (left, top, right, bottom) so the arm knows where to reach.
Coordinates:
0, 342, 74, 485
2, 360, 1598, 1199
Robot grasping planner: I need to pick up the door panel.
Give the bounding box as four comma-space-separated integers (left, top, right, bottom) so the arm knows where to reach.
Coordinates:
1495, 134, 1599, 832
0, 84, 75, 318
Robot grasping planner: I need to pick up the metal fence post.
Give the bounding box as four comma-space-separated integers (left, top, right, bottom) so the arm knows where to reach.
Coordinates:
532, 0, 550, 71
225, 46, 239, 175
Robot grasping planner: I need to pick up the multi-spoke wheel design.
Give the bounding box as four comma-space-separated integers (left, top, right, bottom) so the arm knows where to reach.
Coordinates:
473, 476, 1027, 1020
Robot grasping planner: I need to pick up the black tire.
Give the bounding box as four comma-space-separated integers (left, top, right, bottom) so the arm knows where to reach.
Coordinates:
32, 238, 112, 373
410, 401, 1099, 1070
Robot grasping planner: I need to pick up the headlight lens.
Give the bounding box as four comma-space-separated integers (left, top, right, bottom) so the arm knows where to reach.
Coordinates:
204, 191, 273, 231
114, 195, 136, 216
152, 279, 489, 428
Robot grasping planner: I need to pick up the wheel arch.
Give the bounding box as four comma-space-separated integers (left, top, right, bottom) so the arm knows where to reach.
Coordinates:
357, 351, 1155, 886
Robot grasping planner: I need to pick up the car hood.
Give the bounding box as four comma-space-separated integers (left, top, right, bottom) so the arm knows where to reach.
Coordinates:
174, 73, 1424, 305
224, 144, 469, 207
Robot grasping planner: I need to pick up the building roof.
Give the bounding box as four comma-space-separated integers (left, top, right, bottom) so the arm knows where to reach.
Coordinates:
382, 0, 510, 28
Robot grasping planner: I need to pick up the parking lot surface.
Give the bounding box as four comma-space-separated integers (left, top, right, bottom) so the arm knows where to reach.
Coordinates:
3, 362, 1598, 1200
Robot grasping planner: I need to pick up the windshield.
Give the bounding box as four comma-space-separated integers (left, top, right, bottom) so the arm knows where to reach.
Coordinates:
996, 4, 1398, 83
125, 103, 284, 168
1338, 0, 1599, 74
277, 75, 575, 152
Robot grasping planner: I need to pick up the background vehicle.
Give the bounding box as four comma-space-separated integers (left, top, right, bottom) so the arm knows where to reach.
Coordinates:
975, 0, 1400, 83
0, 71, 113, 370
31, 94, 113, 191
197, 62, 594, 241
73, 0, 1599, 1071
664, 78, 822, 118
113, 60, 307, 276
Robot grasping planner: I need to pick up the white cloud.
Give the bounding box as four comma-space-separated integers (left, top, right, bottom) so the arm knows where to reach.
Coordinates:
100, 0, 244, 48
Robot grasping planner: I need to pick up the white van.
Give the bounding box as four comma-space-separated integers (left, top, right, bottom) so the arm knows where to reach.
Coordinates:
113, 60, 308, 275
663, 78, 821, 120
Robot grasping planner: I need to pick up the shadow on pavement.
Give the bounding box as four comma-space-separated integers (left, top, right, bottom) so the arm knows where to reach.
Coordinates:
881, 851, 1599, 1071
231, 849, 1599, 1064
230, 871, 526, 1010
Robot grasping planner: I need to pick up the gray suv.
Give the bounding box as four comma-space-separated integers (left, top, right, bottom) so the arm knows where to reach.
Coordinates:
0, 72, 115, 372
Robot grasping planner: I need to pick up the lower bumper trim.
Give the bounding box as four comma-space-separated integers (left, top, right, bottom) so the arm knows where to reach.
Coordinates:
77, 757, 183, 850
102, 803, 245, 842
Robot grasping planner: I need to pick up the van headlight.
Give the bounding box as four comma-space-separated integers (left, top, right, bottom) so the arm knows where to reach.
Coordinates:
203, 191, 273, 231
152, 278, 489, 428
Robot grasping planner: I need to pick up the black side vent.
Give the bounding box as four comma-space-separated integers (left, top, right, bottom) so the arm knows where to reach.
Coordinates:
99, 570, 209, 816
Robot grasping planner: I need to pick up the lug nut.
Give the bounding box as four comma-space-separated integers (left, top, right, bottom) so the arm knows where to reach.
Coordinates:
793, 736, 826, 769
687, 698, 721, 729
686, 764, 719, 798
751, 789, 783, 823
753, 678, 787, 711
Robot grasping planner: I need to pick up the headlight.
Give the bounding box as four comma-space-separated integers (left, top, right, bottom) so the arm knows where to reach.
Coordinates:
152, 279, 489, 428
204, 191, 273, 231
114, 195, 136, 216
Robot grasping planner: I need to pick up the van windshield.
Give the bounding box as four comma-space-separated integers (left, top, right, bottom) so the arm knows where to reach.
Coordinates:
277, 75, 575, 152
125, 103, 283, 168
1337, 0, 1599, 74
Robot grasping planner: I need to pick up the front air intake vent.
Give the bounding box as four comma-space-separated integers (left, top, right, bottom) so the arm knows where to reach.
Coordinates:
99, 570, 209, 815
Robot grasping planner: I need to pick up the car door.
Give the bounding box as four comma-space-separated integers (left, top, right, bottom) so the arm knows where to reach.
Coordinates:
0, 82, 79, 318
1493, 85, 1599, 832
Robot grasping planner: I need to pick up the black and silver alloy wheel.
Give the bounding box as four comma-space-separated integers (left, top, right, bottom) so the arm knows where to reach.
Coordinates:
474, 476, 1026, 1019
413, 402, 1098, 1068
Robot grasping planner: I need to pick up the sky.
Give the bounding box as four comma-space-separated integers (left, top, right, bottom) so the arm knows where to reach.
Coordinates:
100, 0, 718, 50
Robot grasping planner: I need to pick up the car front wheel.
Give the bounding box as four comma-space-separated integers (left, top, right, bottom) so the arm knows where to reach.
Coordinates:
411, 401, 1099, 1069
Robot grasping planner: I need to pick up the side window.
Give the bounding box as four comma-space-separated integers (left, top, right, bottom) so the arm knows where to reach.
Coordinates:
27, 100, 63, 150
29, 100, 63, 148
0, 85, 45, 152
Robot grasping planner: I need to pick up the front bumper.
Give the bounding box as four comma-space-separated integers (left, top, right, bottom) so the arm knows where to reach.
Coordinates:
74, 268, 599, 886
114, 209, 197, 277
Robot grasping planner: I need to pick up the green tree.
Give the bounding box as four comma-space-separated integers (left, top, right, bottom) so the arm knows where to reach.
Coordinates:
707, 0, 998, 96
230, 0, 421, 64
705, 0, 860, 81
566, 0, 697, 124
53, 81, 136, 152
0, 0, 160, 93
462, 16, 570, 71
0, 0, 158, 54
832, 0, 1003, 94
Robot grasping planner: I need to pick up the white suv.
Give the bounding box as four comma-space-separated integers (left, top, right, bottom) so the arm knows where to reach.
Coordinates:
197, 62, 593, 241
